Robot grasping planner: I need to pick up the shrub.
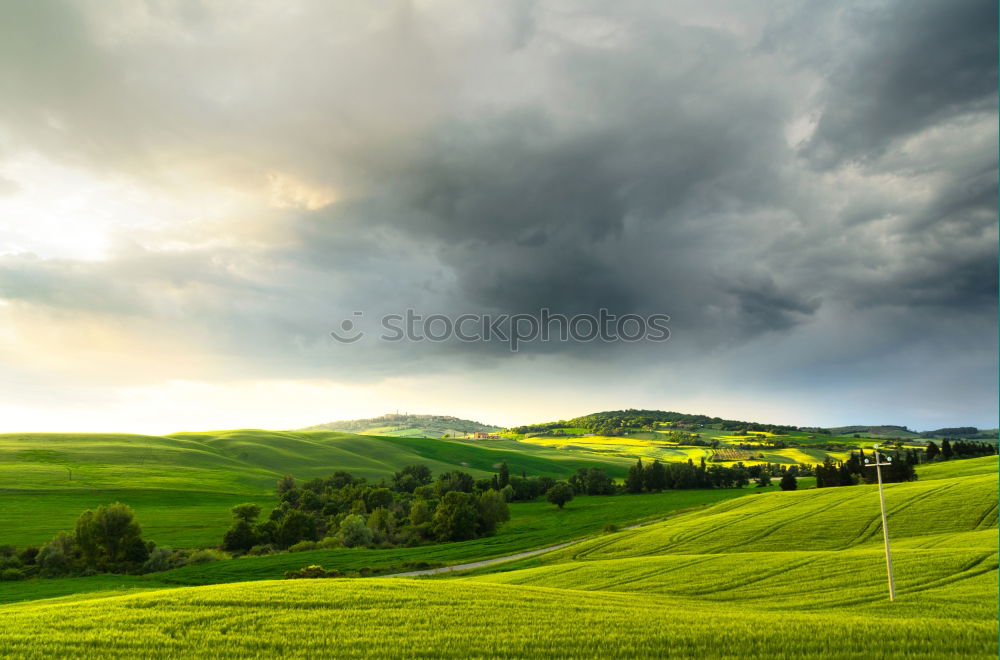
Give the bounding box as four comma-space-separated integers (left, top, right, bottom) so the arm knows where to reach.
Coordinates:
284, 564, 343, 579
0, 568, 25, 581
247, 544, 277, 556
142, 547, 173, 573
288, 540, 319, 553
319, 537, 342, 550
18, 547, 39, 565
188, 549, 228, 565
603, 523, 619, 534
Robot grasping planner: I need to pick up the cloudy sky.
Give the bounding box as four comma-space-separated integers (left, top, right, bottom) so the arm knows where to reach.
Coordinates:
0, 0, 996, 433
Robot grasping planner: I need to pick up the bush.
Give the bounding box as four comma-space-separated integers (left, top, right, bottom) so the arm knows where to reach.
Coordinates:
18, 547, 39, 565
247, 544, 277, 556
284, 564, 343, 579
288, 540, 319, 553
319, 536, 342, 549
603, 523, 619, 534
142, 547, 173, 573
339, 515, 374, 548
0, 568, 25, 581
188, 549, 228, 565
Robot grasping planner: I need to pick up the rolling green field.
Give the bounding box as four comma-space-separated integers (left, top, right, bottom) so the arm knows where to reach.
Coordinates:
0, 430, 630, 547
0, 458, 994, 658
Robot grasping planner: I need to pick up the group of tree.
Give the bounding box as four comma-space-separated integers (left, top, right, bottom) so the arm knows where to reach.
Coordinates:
0, 502, 225, 581
221, 463, 521, 554
623, 457, 753, 492
925, 439, 996, 461
816, 449, 919, 488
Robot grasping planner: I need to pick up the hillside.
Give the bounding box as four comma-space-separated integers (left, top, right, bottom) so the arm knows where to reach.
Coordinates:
0, 458, 994, 658
0, 430, 625, 547
515, 408, 991, 441
300, 413, 501, 438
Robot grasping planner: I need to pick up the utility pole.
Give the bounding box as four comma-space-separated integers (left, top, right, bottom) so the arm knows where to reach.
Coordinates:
864, 444, 896, 601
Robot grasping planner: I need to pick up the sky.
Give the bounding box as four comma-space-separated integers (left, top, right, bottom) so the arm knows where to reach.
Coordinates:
0, 0, 996, 434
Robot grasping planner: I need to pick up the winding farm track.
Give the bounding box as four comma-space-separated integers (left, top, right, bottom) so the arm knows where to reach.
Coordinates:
378, 511, 693, 578
379, 541, 578, 577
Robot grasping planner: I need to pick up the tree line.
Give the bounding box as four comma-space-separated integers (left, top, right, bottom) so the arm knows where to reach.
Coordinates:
925, 439, 995, 461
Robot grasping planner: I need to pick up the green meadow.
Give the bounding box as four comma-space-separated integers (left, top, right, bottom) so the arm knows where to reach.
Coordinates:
0, 457, 994, 658
0, 430, 630, 547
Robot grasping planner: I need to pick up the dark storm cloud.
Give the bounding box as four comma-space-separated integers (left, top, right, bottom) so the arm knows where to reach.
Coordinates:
799, 0, 998, 167
0, 0, 994, 420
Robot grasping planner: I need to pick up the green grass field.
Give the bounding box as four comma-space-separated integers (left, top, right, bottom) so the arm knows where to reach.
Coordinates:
0, 430, 631, 547
0, 458, 994, 658
149, 488, 754, 587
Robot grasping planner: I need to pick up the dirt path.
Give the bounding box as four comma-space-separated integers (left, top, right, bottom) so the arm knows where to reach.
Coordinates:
377, 541, 577, 578
379, 512, 685, 579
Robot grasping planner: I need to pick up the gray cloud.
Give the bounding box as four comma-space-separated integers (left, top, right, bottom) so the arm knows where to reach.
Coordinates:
0, 0, 994, 426
798, 0, 998, 167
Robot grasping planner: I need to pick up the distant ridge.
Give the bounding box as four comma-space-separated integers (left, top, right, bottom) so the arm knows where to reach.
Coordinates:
512, 409, 992, 440
300, 413, 501, 438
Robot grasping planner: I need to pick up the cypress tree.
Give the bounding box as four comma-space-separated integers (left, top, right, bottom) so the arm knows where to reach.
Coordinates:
925, 441, 939, 462
625, 458, 645, 493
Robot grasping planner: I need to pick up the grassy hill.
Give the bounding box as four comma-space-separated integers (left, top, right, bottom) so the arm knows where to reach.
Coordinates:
0, 430, 627, 547
300, 413, 501, 438
0, 458, 994, 658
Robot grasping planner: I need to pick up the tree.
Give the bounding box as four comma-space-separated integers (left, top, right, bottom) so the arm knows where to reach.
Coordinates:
277, 509, 317, 548
364, 488, 395, 512
435, 470, 475, 496
367, 507, 396, 543
409, 499, 432, 526
432, 491, 480, 541
625, 458, 645, 493
222, 520, 258, 553
477, 490, 510, 536
756, 473, 772, 488
231, 503, 261, 523
646, 460, 667, 492
732, 467, 750, 488
925, 441, 940, 462
393, 464, 432, 493
498, 461, 510, 489
779, 473, 797, 491
545, 482, 574, 509
338, 514, 373, 548
75, 502, 145, 568
277, 475, 296, 495
941, 439, 953, 460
